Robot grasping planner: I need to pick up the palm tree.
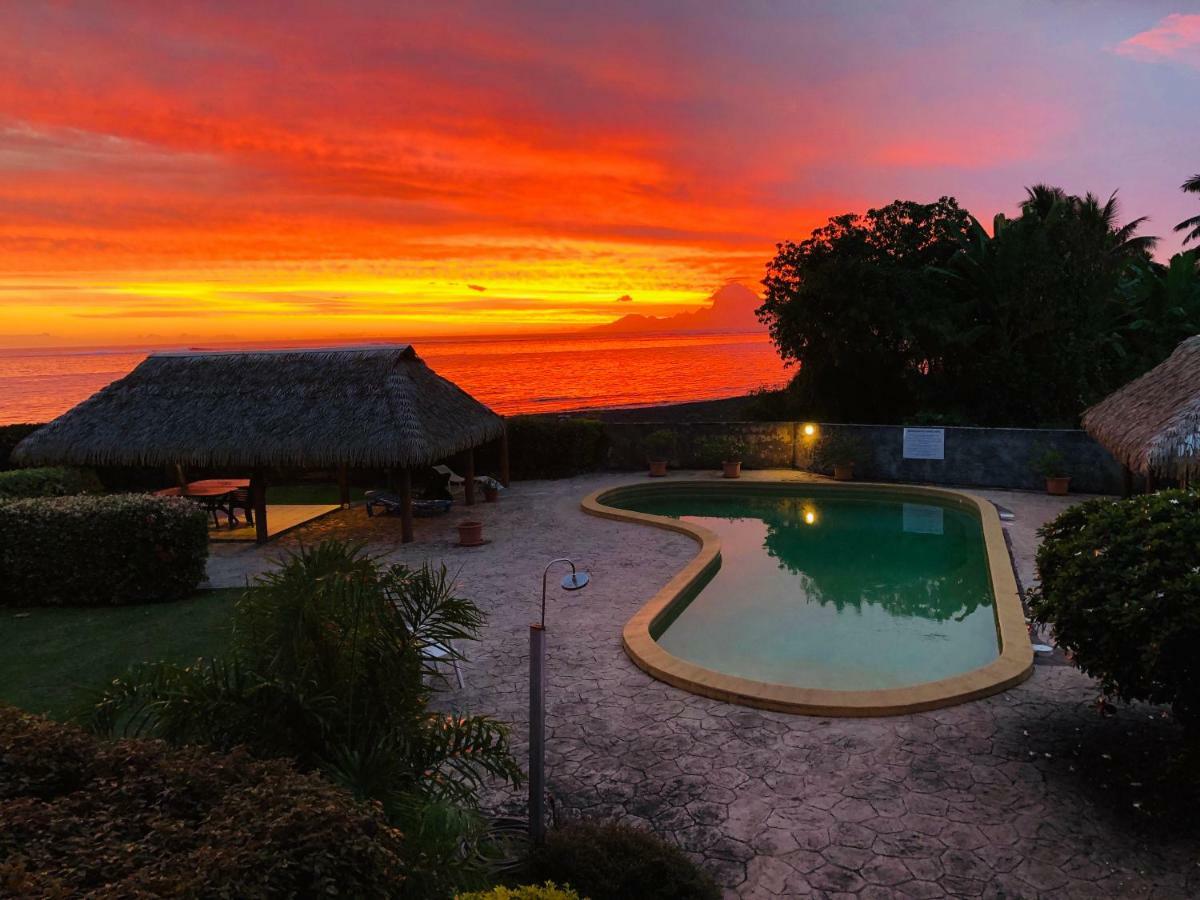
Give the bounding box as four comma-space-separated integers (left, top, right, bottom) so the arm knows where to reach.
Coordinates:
1176, 174, 1200, 245
77, 540, 522, 896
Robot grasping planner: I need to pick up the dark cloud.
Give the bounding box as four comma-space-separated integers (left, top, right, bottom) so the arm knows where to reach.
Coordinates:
617, 294, 633, 302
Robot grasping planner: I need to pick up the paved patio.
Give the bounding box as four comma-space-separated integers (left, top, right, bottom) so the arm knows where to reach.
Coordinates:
206, 471, 1198, 898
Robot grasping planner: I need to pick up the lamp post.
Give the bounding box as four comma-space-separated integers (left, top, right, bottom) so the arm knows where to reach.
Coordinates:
529, 557, 589, 843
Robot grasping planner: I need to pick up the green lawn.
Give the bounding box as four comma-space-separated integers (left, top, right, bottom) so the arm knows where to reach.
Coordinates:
0, 589, 239, 719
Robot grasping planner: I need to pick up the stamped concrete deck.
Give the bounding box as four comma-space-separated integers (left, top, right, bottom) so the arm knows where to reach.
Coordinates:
205, 471, 1198, 898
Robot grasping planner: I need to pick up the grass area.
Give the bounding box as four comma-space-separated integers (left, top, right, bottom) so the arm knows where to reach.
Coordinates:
266, 483, 367, 505
0, 589, 239, 720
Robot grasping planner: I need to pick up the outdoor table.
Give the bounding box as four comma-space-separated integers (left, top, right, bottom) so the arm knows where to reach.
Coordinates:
155, 479, 251, 529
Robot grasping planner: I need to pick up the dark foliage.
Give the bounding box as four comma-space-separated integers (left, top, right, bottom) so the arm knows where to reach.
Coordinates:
1029, 490, 1200, 729
0, 424, 41, 471
78, 540, 521, 897
758, 197, 973, 422
758, 188, 1199, 427
0, 704, 407, 897
0, 466, 103, 499
490, 416, 608, 479
531, 820, 720, 900
0, 494, 208, 607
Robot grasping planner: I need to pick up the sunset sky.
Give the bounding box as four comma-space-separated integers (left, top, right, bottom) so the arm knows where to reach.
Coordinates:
1, 2, 1198, 347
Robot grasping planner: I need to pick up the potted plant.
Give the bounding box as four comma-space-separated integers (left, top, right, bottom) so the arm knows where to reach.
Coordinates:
457, 520, 484, 546
700, 434, 748, 478
643, 429, 676, 477
1032, 447, 1071, 495
815, 432, 866, 481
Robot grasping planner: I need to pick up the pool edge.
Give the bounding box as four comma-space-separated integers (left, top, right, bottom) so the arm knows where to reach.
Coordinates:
581, 478, 1034, 717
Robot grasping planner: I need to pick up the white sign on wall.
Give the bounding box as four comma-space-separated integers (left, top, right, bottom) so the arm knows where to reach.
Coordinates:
903, 427, 945, 460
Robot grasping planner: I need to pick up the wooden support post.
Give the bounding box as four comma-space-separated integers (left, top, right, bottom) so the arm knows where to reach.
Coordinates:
400, 467, 414, 543
463, 448, 476, 506
1147, 470, 1158, 493
1122, 466, 1134, 498
251, 468, 269, 545
338, 464, 350, 508
386, 468, 397, 491
499, 424, 510, 487
174, 463, 188, 491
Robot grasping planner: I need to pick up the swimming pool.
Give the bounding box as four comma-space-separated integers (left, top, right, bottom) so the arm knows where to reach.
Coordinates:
583, 481, 1032, 715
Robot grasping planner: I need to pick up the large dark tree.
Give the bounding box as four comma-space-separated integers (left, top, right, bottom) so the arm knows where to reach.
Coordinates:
939, 186, 1157, 424
757, 197, 972, 422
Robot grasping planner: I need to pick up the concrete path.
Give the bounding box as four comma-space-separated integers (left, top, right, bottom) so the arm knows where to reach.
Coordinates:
204, 471, 1197, 898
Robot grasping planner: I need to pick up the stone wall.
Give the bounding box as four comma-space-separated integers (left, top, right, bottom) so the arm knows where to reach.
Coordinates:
601, 420, 1126, 494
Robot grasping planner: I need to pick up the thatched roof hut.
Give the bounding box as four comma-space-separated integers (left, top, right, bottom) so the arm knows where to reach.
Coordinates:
1082, 335, 1200, 479
13, 345, 507, 543
13, 344, 504, 469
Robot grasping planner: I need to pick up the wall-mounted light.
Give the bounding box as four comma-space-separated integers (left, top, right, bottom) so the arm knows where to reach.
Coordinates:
803, 423, 817, 437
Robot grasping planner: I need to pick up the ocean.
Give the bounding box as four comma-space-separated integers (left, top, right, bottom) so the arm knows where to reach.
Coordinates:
0, 332, 789, 425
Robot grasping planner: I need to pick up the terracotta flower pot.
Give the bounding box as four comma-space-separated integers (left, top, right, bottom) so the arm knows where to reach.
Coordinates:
483, 485, 499, 503
456, 520, 484, 546
722, 460, 742, 479
1045, 476, 1070, 496
648, 459, 668, 477
833, 463, 854, 482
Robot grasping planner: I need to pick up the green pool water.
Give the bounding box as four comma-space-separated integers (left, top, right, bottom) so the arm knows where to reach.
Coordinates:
619, 490, 999, 691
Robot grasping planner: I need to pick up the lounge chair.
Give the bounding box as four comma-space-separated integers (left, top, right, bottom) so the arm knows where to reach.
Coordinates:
424, 640, 465, 689
364, 489, 452, 518
432, 464, 465, 487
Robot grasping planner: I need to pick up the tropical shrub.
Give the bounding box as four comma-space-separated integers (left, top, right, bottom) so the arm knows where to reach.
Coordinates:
0, 424, 41, 471
697, 434, 747, 465
0, 704, 407, 896
78, 540, 522, 896
0, 466, 103, 499
457, 883, 580, 900
1030, 447, 1069, 479
531, 820, 720, 900
0, 493, 208, 607
812, 431, 867, 470
1028, 490, 1200, 729
501, 416, 608, 479
643, 429, 676, 462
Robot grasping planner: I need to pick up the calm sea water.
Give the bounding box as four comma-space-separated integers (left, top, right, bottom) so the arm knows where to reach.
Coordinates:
0, 332, 787, 425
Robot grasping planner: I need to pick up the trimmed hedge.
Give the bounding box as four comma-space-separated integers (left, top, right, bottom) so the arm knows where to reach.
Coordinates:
502, 416, 609, 479
0, 494, 209, 607
0, 466, 103, 499
531, 820, 720, 900
0, 424, 41, 471
1029, 489, 1200, 728
0, 705, 407, 896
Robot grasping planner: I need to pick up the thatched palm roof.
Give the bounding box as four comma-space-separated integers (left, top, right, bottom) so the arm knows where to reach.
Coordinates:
13, 345, 504, 469
1082, 335, 1200, 478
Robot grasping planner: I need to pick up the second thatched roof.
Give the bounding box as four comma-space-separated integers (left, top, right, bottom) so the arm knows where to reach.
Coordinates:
1081, 335, 1200, 478
13, 344, 504, 469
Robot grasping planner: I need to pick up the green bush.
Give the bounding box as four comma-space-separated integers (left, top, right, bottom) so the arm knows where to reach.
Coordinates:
697, 434, 747, 466
79, 541, 522, 898
0, 424, 42, 471
643, 429, 676, 463
503, 416, 609, 479
0, 466, 103, 499
531, 820, 719, 900
1029, 490, 1200, 728
458, 883, 580, 900
0, 704, 407, 896
0, 494, 209, 607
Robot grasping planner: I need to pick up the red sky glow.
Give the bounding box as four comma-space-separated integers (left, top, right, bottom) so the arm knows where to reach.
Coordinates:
1, 2, 1197, 346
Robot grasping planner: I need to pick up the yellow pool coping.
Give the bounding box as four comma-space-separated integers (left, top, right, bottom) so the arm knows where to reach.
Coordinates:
581, 479, 1033, 717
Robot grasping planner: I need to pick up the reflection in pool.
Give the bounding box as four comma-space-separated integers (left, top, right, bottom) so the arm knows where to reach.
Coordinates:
618, 491, 999, 692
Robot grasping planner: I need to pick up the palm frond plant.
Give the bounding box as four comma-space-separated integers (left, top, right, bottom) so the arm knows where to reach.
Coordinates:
76, 539, 521, 895
1175, 173, 1200, 245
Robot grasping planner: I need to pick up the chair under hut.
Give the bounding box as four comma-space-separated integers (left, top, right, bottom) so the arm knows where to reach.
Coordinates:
1081, 334, 1200, 491
12, 344, 508, 543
